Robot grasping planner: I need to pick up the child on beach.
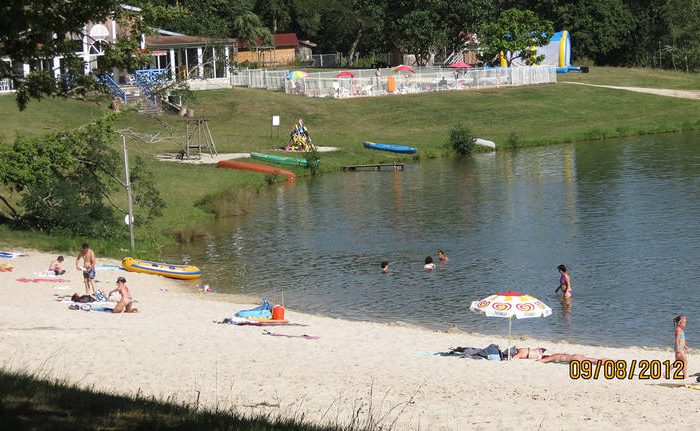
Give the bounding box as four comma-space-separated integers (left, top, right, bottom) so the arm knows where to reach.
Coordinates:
674, 314, 689, 379
555, 264, 572, 298
424, 256, 435, 271
49, 255, 65, 275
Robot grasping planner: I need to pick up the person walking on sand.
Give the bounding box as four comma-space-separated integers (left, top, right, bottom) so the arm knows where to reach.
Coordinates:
674, 315, 689, 379
108, 276, 138, 313
555, 264, 572, 298
76, 243, 96, 295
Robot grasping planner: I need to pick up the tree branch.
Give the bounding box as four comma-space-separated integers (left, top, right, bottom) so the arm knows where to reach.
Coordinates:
0, 194, 19, 219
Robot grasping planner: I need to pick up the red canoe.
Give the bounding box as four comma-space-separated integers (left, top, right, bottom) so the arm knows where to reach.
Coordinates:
216, 160, 296, 182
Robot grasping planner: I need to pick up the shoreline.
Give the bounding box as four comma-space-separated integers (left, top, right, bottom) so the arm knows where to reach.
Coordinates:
2, 248, 699, 429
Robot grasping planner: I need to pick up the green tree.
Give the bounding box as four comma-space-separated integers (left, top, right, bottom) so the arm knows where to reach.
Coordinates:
0, 1, 189, 110
659, 0, 700, 71
232, 11, 274, 52
498, 0, 633, 65
256, 0, 292, 33
479, 8, 553, 66
291, 0, 323, 38
388, 0, 446, 66
0, 0, 122, 110
314, 0, 385, 65
0, 113, 164, 236
440, 0, 496, 54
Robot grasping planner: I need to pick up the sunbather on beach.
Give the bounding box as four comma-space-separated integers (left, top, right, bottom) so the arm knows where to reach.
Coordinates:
108, 276, 138, 313
511, 347, 548, 359
538, 353, 611, 364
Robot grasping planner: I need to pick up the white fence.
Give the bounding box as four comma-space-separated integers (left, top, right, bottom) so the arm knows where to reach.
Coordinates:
230, 66, 557, 98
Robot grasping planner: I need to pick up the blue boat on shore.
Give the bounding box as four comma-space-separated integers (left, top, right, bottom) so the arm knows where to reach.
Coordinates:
363, 141, 417, 154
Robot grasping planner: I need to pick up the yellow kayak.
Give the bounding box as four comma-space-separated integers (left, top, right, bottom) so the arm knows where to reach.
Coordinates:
122, 257, 202, 280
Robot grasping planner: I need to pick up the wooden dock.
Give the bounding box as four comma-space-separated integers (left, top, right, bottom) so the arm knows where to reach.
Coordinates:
342, 163, 404, 172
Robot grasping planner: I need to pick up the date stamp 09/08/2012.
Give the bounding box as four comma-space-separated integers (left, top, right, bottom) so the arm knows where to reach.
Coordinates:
569, 359, 685, 380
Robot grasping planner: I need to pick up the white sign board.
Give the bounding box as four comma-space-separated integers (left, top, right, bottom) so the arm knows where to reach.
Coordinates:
124, 214, 134, 225
272, 115, 280, 126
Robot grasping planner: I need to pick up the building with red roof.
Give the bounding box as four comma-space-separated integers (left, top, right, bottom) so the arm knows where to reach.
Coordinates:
237, 33, 315, 66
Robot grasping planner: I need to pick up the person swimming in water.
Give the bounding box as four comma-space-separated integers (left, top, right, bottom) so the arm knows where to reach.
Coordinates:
437, 250, 448, 262
555, 264, 572, 298
381, 261, 389, 273
674, 314, 689, 379
424, 256, 435, 271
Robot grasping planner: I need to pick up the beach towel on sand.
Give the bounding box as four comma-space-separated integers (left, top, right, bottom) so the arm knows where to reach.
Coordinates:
17, 277, 70, 283
68, 303, 114, 312
235, 299, 273, 319
219, 317, 307, 327
95, 264, 124, 271
0, 251, 25, 259
0, 263, 13, 272
438, 344, 504, 360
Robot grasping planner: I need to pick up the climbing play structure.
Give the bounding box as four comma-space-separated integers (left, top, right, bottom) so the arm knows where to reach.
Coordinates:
179, 117, 218, 160
285, 118, 316, 152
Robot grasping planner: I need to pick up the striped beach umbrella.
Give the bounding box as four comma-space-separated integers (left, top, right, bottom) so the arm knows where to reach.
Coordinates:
470, 290, 552, 359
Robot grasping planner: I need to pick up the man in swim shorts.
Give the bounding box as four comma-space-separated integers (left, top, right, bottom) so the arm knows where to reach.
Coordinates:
76, 243, 96, 295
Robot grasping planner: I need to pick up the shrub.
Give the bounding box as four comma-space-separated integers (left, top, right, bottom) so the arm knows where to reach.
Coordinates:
449, 124, 476, 156
303, 149, 321, 176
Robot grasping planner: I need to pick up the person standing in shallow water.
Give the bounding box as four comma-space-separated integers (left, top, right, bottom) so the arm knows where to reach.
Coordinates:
673, 315, 689, 379
555, 264, 572, 298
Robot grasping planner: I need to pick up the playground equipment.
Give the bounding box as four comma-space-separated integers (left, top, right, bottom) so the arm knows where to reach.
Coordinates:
285, 118, 316, 152
500, 31, 588, 73
179, 117, 218, 160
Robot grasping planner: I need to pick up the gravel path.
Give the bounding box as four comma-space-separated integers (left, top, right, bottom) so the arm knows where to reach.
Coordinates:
564, 82, 700, 100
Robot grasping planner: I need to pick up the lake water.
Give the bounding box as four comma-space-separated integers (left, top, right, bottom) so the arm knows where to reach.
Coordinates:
165, 132, 700, 349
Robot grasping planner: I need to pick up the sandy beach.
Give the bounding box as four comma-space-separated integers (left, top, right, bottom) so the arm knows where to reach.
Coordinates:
1, 249, 698, 430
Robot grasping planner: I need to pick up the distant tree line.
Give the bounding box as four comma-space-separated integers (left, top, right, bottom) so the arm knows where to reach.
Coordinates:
136, 0, 700, 71
2, 0, 698, 110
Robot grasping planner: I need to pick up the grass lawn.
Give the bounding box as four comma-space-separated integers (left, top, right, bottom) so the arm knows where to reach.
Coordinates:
1, 66, 700, 257
0, 370, 337, 431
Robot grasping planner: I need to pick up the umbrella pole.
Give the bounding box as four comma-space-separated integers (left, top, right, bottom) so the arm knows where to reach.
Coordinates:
508, 317, 512, 360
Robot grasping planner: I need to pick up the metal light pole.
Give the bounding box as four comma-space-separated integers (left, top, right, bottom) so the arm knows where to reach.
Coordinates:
121, 134, 135, 252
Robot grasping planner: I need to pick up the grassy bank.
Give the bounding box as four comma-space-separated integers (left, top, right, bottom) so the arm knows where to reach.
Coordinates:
2, 67, 700, 257
0, 370, 338, 431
